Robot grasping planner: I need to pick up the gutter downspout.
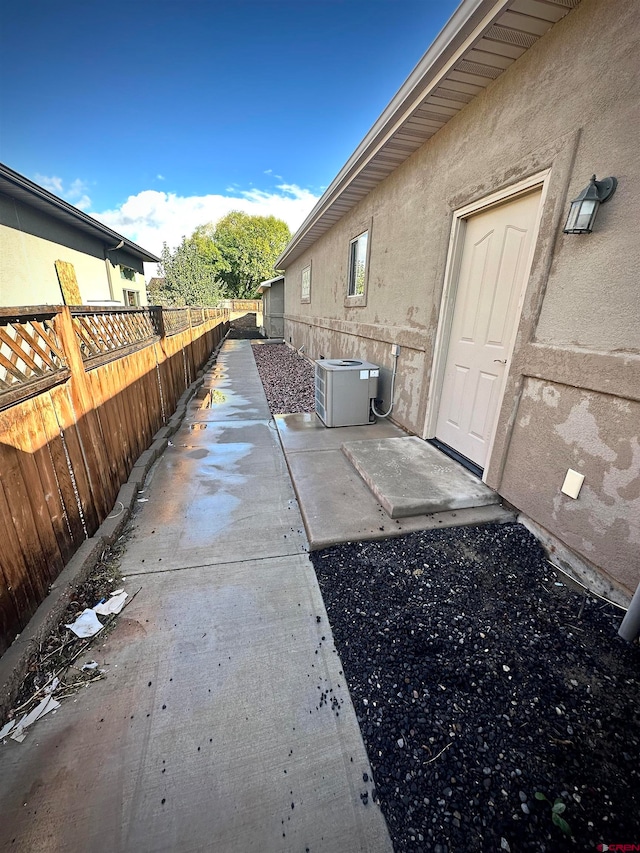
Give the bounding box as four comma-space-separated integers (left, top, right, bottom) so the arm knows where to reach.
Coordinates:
104, 256, 115, 301
618, 583, 640, 642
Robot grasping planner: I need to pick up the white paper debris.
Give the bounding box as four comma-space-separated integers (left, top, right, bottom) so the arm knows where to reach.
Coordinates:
44, 677, 60, 694
65, 608, 104, 638
0, 720, 16, 739
81, 661, 99, 671
10, 695, 60, 742
93, 591, 128, 616
137, 498, 149, 503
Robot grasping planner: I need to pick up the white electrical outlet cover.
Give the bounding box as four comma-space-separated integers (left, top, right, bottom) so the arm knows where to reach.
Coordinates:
561, 469, 585, 499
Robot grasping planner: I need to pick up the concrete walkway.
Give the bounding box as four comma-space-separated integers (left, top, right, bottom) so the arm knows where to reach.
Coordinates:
0, 340, 392, 853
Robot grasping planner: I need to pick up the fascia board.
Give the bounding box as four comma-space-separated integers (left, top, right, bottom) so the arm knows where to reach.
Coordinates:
0, 163, 160, 263
277, 0, 512, 268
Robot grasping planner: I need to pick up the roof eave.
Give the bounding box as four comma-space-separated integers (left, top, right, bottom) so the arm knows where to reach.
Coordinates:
258, 275, 285, 293
276, 0, 512, 269
0, 163, 161, 263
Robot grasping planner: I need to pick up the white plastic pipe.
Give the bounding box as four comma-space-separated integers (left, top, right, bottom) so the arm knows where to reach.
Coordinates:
371, 351, 399, 419
618, 581, 640, 642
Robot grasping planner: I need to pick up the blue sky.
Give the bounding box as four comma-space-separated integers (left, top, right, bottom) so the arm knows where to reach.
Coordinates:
1, 0, 459, 268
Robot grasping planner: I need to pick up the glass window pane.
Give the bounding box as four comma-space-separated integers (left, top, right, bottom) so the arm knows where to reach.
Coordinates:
348, 231, 368, 296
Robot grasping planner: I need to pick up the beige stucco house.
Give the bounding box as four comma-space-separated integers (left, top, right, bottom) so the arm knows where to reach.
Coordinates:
277, 0, 639, 598
0, 164, 159, 308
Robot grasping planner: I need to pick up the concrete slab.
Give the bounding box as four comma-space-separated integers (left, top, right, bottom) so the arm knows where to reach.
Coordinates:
0, 556, 391, 853
0, 339, 392, 853
124, 418, 307, 574
342, 436, 500, 518
188, 341, 272, 422
276, 412, 405, 453
284, 445, 513, 550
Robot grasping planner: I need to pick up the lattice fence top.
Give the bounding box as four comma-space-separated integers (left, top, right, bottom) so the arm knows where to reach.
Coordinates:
0, 314, 67, 394
190, 308, 205, 327
71, 309, 156, 361
163, 308, 190, 336
205, 308, 226, 321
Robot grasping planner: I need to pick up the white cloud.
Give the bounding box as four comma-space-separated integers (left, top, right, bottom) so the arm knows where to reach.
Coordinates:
156, 174, 165, 181
90, 183, 321, 278
34, 173, 64, 194
34, 174, 92, 211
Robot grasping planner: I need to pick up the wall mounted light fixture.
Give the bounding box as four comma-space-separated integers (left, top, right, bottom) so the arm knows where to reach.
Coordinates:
563, 174, 617, 234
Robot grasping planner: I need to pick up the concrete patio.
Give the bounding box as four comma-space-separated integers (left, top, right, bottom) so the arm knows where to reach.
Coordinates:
275, 413, 512, 551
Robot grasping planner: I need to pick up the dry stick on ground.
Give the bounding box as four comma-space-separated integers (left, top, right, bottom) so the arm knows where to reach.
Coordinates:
423, 742, 453, 765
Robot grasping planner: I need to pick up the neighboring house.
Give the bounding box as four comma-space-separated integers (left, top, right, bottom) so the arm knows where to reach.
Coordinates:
258, 276, 285, 338
277, 0, 639, 597
0, 163, 159, 307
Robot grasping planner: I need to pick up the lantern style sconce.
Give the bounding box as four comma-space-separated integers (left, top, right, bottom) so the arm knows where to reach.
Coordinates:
563, 174, 617, 234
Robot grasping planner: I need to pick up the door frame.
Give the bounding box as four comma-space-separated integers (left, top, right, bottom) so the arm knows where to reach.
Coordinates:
423, 169, 550, 479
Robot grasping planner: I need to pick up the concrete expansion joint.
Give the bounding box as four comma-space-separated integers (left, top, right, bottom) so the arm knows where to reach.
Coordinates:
128, 550, 309, 578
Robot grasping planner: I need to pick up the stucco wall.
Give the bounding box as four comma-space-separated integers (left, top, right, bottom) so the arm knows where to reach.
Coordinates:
0, 222, 110, 305
500, 379, 639, 593
0, 194, 147, 306
263, 281, 285, 338
282, 0, 640, 593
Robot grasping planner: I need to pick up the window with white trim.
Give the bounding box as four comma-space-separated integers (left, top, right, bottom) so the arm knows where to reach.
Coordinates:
348, 230, 368, 297
123, 289, 140, 306
301, 264, 311, 303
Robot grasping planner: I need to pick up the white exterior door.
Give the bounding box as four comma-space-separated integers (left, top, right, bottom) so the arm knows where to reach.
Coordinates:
435, 189, 541, 468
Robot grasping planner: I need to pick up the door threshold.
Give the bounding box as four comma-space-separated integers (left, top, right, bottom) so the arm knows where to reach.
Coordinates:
427, 439, 484, 479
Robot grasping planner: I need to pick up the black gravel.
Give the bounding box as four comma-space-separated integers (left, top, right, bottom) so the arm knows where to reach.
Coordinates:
310, 524, 640, 853
251, 343, 315, 414
249, 341, 639, 851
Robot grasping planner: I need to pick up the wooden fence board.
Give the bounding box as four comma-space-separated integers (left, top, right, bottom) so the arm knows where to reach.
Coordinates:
16, 398, 70, 572
86, 366, 125, 497
35, 391, 87, 551
0, 481, 36, 656
0, 311, 228, 652
48, 384, 100, 537
0, 442, 55, 602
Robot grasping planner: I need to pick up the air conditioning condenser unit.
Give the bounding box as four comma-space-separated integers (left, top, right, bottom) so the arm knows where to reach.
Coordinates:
315, 359, 379, 427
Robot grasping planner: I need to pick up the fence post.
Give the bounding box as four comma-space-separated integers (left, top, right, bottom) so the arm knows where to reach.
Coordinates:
149, 305, 166, 340
54, 307, 111, 519
55, 307, 89, 403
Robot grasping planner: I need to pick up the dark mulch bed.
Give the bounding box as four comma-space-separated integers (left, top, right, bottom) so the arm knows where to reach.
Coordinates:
310, 523, 639, 853
250, 340, 639, 851
227, 313, 262, 339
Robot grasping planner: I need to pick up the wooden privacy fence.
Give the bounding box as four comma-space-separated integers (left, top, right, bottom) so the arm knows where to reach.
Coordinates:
219, 299, 263, 314
0, 304, 229, 655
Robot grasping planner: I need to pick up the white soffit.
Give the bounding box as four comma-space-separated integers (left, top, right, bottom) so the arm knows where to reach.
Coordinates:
279, 0, 581, 267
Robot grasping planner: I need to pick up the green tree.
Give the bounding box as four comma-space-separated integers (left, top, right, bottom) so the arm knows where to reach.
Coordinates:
206, 212, 291, 298
155, 237, 226, 306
